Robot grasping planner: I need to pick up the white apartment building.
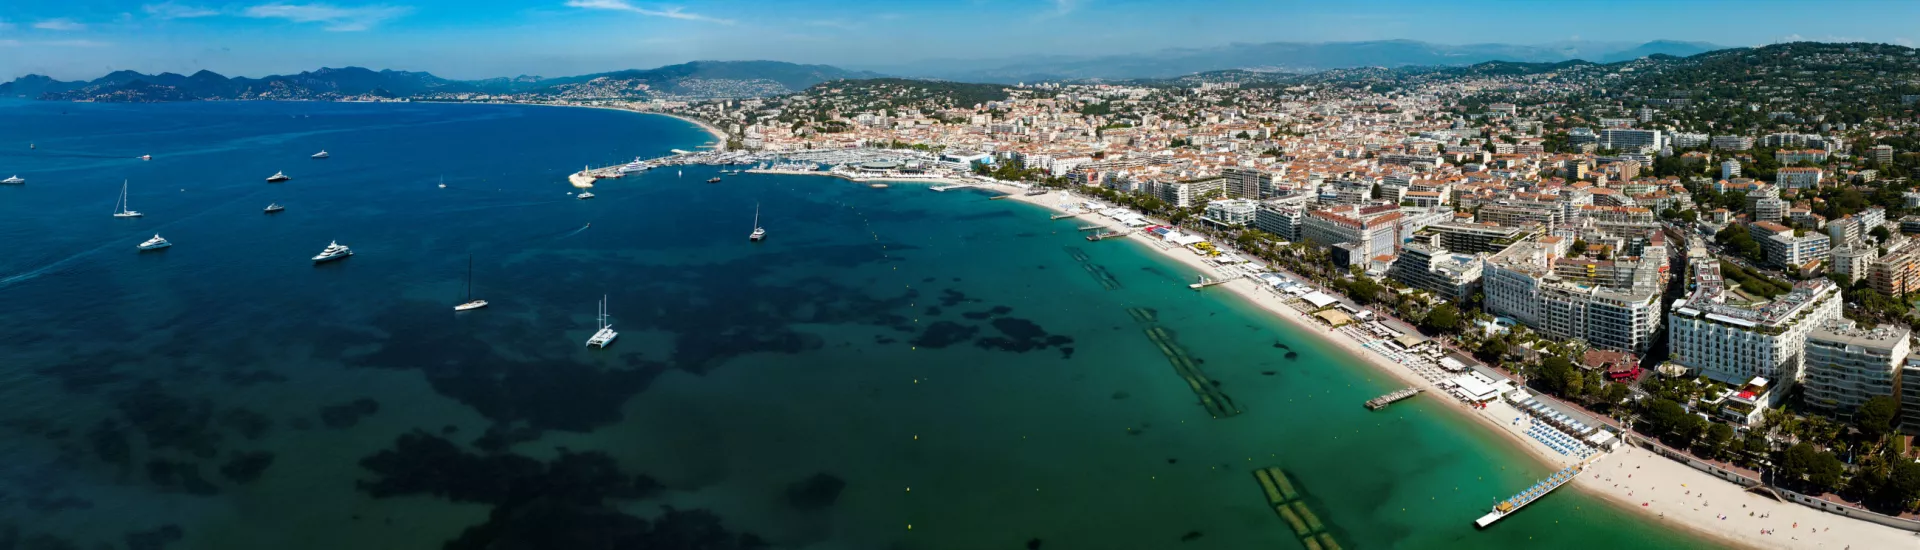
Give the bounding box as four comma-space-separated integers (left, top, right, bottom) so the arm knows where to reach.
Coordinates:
1389, 242, 1483, 302
1482, 234, 1664, 353
1802, 320, 1910, 422
1254, 201, 1303, 241
1667, 245, 1843, 394
1775, 167, 1823, 189
1202, 198, 1259, 227
1830, 245, 1877, 283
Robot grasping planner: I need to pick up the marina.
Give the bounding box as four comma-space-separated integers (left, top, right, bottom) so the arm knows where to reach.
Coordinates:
1364, 387, 1421, 410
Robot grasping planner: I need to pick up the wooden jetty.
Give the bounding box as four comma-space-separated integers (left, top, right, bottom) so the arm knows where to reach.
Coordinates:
1076, 224, 1105, 231
1188, 275, 1235, 290
1050, 212, 1079, 220
1475, 464, 1584, 528
1364, 387, 1421, 410
1086, 230, 1128, 241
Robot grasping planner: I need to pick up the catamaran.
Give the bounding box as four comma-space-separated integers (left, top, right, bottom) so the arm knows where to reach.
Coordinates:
267, 171, 291, 182
311, 241, 353, 263
454, 255, 488, 311
264, 203, 284, 213
749, 203, 765, 242
311, 150, 329, 159
1, 175, 22, 184
585, 295, 618, 348
113, 180, 143, 218
137, 234, 171, 251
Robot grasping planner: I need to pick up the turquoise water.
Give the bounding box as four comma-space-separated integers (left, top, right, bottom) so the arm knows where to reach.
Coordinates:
0, 100, 1715, 549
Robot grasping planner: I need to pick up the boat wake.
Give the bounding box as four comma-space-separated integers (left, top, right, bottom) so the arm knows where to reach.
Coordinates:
0, 149, 142, 160
559, 223, 592, 239
0, 188, 266, 290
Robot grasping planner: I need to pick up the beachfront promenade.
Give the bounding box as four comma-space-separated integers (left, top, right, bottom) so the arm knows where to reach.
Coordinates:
990, 185, 1920, 549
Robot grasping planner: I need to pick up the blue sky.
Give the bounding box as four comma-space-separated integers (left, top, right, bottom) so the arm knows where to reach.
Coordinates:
4, 0, 1920, 80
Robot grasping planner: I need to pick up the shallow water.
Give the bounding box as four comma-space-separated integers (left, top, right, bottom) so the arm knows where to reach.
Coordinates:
0, 100, 1716, 549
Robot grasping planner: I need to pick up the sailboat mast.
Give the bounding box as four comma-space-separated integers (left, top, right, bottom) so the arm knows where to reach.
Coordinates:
465, 255, 473, 301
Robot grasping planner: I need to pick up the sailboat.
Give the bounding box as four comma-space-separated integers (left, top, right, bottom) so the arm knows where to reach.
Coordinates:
113, 180, 143, 218
749, 203, 765, 241
454, 255, 488, 311
585, 295, 618, 348
312, 150, 330, 159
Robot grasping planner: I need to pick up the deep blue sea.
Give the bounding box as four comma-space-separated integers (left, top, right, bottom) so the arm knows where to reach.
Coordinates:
0, 100, 1712, 549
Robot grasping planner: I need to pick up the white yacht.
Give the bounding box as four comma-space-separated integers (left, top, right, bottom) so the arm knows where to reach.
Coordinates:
266, 171, 291, 183
139, 154, 152, 161
454, 255, 487, 311
749, 203, 765, 242
1, 175, 22, 184
137, 234, 171, 251
264, 203, 284, 213
113, 180, 143, 218
311, 241, 353, 263
577, 191, 595, 200
311, 150, 329, 159
586, 295, 618, 348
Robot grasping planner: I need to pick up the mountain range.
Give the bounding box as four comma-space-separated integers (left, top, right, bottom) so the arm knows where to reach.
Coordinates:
1, 40, 1722, 101
0, 61, 883, 102
869, 39, 1722, 82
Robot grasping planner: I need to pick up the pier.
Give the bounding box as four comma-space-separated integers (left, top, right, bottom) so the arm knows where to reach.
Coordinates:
1364, 387, 1421, 410
1086, 230, 1128, 242
1076, 224, 1105, 231
1049, 212, 1079, 220
929, 184, 968, 192
1188, 275, 1236, 290
1475, 463, 1585, 528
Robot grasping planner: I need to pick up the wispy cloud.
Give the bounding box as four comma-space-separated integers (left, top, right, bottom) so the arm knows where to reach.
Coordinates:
0, 39, 111, 47
145, 2, 222, 19
0, 19, 14, 31
243, 3, 412, 31
564, 0, 735, 25
33, 18, 86, 31
1049, 0, 1080, 16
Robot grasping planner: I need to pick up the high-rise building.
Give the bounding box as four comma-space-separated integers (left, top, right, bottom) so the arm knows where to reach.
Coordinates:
1901, 356, 1920, 435
1423, 221, 1536, 255
1301, 205, 1402, 262
1711, 135, 1754, 151
1720, 159, 1741, 180
1483, 234, 1664, 353
1667, 244, 1843, 391
1600, 128, 1664, 153
1869, 241, 1920, 296
1803, 320, 1910, 422
1751, 221, 1830, 270
1775, 167, 1823, 189
1253, 202, 1302, 241
1202, 198, 1258, 227
1873, 144, 1894, 165
1830, 245, 1877, 283
1388, 242, 1484, 302
1222, 166, 1276, 200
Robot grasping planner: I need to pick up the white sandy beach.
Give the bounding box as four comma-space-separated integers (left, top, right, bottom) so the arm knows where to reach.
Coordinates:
977, 183, 1917, 550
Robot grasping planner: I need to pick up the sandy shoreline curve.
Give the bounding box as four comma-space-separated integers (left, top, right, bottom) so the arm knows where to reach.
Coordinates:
951, 181, 1911, 550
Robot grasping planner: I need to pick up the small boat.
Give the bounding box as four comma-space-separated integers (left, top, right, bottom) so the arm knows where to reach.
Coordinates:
139, 154, 152, 161
454, 255, 488, 311
577, 191, 596, 200
264, 203, 284, 213
707, 177, 722, 184
311, 241, 353, 263
311, 150, 329, 159
267, 171, 291, 183
113, 180, 143, 218
1, 175, 22, 184
137, 234, 171, 251
749, 203, 765, 242
586, 295, 618, 348
437, 176, 446, 189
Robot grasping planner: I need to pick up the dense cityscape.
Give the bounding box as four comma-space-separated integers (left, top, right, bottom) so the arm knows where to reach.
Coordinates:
573, 42, 1920, 530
